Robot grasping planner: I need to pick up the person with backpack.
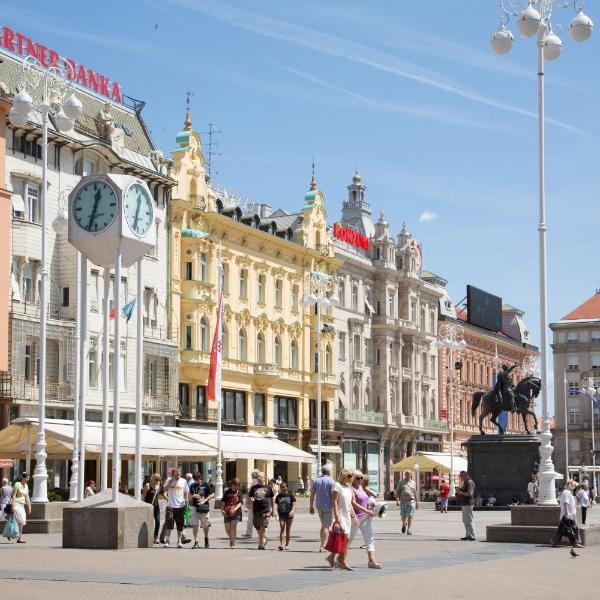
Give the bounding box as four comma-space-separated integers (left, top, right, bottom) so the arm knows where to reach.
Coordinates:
189, 472, 214, 549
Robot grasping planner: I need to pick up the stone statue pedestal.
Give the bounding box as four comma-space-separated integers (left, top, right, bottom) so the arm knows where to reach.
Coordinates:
463, 434, 540, 506
63, 489, 153, 549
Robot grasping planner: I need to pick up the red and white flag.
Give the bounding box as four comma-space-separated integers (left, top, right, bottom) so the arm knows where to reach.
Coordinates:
207, 291, 223, 403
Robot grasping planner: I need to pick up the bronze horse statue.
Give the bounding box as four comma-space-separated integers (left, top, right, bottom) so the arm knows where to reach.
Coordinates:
471, 376, 541, 435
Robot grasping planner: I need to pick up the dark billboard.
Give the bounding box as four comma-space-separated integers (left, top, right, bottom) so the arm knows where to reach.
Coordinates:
467, 285, 502, 332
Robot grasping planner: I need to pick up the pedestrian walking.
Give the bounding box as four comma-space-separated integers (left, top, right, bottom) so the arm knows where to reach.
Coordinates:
189, 472, 214, 549
143, 473, 162, 544
349, 470, 381, 569
222, 478, 243, 548
275, 482, 296, 550
269, 477, 280, 497
456, 470, 476, 541
309, 464, 334, 552
84, 480, 96, 498
325, 468, 358, 571
11, 472, 31, 543
242, 469, 259, 538
576, 482, 590, 525
248, 471, 275, 550
439, 479, 450, 513
551, 480, 584, 556
395, 470, 419, 535
527, 476, 539, 504
162, 467, 189, 548
185, 472, 193, 490
0, 478, 12, 519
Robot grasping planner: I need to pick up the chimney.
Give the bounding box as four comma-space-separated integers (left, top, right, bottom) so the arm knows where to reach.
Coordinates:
260, 204, 272, 218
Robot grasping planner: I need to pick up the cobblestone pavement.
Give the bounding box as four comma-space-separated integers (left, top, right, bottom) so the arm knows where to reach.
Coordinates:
3, 507, 598, 599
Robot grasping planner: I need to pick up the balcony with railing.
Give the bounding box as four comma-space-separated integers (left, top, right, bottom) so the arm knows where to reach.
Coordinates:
395, 413, 448, 432
335, 408, 384, 426
181, 279, 215, 302
143, 394, 175, 413
256, 363, 279, 376
0, 375, 72, 404
352, 360, 364, 372
389, 366, 399, 378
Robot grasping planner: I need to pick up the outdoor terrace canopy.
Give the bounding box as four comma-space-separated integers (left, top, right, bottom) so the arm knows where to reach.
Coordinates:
391, 451, 468, 474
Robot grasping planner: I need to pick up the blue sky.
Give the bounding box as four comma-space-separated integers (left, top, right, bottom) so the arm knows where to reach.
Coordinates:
4, 1, 600, 407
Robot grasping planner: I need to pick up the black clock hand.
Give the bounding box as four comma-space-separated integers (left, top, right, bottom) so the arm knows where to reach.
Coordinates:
133, 192, 142, 228
87, 189, 102, 230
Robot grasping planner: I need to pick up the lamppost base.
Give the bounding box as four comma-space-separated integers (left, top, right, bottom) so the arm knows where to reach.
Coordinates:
31, 435, 48, 503
537, 425, 559, 505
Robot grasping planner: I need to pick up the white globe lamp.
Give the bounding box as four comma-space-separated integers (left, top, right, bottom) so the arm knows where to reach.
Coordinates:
517, 3, 542, 38
543, 32, 563, 61
8, 107, 28, 128
12, 89, 33, 116
55, 110, 74, 132
62, 93, 83, 120
569, 11, 593, 42
491, 24, 514, 54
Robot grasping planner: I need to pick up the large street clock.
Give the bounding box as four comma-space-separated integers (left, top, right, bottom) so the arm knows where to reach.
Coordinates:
68, 174, 156, 268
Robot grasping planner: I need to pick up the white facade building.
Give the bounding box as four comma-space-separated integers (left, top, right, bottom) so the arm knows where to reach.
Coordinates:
0, 48, 178, 489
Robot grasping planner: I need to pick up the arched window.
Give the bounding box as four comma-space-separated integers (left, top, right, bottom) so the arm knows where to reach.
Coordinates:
257, 332, 265, 364
238, 329, 247, 361
222, 326, 229, 359
200, 317, 208, 352
325, 344, 332, 373
274, 335, 282, 367
290, 339, 298, 370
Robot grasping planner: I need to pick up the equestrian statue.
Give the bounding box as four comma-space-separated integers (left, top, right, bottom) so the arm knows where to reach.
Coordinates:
471, 363, 541, 435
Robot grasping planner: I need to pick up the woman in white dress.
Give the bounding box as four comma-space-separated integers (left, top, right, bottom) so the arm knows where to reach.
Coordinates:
326, 468, 359, 571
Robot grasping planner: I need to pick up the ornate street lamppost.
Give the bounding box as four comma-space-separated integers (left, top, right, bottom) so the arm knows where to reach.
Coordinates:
301, 272, 338, 471
8, 56, 82, 502
436, 323, 466, 496
490, 0, 593, 505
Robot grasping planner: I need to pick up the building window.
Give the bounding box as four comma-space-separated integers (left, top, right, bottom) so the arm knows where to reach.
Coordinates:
88, 342, 98, 388
223, 389, 246, 423
239, 269, 248, 300
388, 294, 394, 317
108, 348, 126, 391
290, 339, 298, 370
292, 285, 299, 312
353, 335, 361, 362
431, 355, 436, 377
254, 393, 265, 425
274, 335, 282, 366
24, 343, 34, 381
179, 383, 190, 418
339, 332, 346, 360
351, 284, 358, 312
567, 355, 579, 371
567, 331, 578, 343
338, 280, 345, 308
568, 409, 581, 425
275, 279, 283, 308
274, 396, 297, 427
420, 306, 426, 329
61, 286, 70, 308
25, 183, 41, 224
376, 349, 381, 366
239, 328, 247, 361
200, 253, 208, 282
83, 158, 97, 176
196, 386, 206, 419
185, 325, 193, 350
592, 354, 600, 370
184, 261, 193, 280
258, 274, 266, 304
592, 330, 600, 343
365, 338, 371, 363
22, 263, 34, 303
200, 318, 208, 352
145, 357, 159, 396
257, 332, 265, 363
325, 344, 332, 373
568, 381, 579, 396
569, 438, 581, 452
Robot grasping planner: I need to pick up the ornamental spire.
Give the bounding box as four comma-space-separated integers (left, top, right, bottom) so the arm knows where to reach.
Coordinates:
309, 155, 317, 191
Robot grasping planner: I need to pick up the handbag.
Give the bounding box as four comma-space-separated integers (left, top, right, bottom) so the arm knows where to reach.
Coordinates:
3, 514, 18, 540
324, 521, 346, 554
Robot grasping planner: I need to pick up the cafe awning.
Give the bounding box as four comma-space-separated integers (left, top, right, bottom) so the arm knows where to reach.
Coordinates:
391, 451, 468, 473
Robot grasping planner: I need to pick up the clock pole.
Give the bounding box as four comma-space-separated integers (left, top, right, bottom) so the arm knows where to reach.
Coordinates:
77, 258, 88, 500
112, 248, 122, 502
101, 267, 110, 491
134, 257, 143, 500
69, 251, 81, 502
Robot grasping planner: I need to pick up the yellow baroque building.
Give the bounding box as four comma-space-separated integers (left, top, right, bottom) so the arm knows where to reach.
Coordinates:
169, 113, 341, 486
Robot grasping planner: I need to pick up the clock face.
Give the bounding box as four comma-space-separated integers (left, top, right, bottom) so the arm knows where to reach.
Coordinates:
124, 183, 153, 237
72, 180, 118, 233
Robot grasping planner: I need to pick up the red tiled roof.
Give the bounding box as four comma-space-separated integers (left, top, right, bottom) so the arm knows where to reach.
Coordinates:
562, 292, 600, 321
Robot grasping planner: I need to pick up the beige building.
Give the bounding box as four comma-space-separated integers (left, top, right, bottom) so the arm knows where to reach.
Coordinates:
169, 112, 340, 485
550, 292, 600, 477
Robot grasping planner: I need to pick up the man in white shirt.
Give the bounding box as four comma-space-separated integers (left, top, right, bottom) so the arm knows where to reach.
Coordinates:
551, 480, 583, 551
162, 468, 189, 548
527, 476, 538, 504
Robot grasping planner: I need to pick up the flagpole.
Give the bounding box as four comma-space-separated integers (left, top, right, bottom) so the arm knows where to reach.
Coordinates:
215, 246, 224, 499
101, 268, 110, 491
134, 258, 143, 500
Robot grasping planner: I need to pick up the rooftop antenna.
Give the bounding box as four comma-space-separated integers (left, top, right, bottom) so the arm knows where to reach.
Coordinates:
201, 122, 222, 182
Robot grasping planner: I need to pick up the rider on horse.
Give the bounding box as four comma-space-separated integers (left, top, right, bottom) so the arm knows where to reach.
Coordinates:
493, 364, 518, 411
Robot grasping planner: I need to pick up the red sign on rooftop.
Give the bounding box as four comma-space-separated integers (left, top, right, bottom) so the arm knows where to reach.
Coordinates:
334, 223, 369, 251
1, 26, 122, 103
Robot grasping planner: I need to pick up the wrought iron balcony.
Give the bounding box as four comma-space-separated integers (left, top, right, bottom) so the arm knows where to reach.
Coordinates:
335, 408, 384, 425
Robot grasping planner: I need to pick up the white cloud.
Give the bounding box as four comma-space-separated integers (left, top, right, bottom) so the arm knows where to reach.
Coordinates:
419, 211, 439, 223
169, 0, 582, 134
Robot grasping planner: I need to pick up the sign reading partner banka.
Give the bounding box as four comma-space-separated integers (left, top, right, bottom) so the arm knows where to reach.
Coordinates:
0, 26, 122, 103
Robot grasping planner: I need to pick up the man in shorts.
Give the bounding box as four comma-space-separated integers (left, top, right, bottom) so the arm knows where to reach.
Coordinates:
248, 472, 275, 550
162, 467, 189, 548
395, 470, 419, 535
189, 472, 214, 548
309, 464, 334, 552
